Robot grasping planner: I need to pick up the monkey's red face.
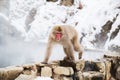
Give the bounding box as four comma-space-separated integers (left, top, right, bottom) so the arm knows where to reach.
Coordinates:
55, 32, 62, 41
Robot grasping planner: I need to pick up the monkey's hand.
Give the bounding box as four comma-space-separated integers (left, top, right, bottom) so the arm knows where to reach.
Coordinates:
41, 61, 48, 64
63, 56, 69, 60
63, 56, 75, 62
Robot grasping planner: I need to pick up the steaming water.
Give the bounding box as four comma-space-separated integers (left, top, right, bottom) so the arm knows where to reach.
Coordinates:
0, 41, 105, 68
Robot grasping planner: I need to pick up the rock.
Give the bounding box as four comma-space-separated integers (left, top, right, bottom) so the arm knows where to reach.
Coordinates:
76, 60, 85, 71
46, 0, 58, 2
93, 21, 112, 48
104, 54, 120, 79
108, 44, 120, 53
104, 60, 112, 80
92, 14, 119, 49
35, 63, 46, 67
62, 77, 73, 80
92, 18, 115, 48
15, 74, 35, 80
110, 26, 119, 40
53, 75, 73, 80
116, 66, 120, 80
77, 71, 84, 80
95, 61, 106, 73
1, 57, 120, 80
35, 63, 46, 76
60, 0, 74, 6
0, 66, 23, 80
110, 58, 120, 79
22, 64, 37, 75
54, 66, 74, 76
60, 59, 76, 71
83, 61, 99, 71
82, 71, 104, 80
53, 74, 61, 80
41, 66, 52, 77
104, 54, 120, 59
49, 61, 59, 68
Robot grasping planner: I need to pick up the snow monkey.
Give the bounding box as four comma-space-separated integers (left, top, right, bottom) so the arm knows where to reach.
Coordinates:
43, 25, 83, 63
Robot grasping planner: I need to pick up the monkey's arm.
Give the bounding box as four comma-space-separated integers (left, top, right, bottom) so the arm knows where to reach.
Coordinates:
43, 41, 53, 63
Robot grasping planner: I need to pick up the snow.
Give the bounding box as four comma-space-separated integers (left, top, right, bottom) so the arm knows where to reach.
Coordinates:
10, 0, 120, 47
0, 13, 9, 21
34, 77, 53, 80
109, 32, 120, 46
0, 0, 120, 68
106, 14, 120, 47
2, 0, 120, 60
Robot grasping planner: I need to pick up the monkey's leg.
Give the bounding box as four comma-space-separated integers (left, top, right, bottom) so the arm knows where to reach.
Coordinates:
73, 36, 83, 59
64, 42, 75, 61
63, 47, 72, 60
63, 47, 69, 60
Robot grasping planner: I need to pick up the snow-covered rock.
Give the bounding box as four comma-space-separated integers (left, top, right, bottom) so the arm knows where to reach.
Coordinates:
9, 0, 120, 51
34, 77, 53, 80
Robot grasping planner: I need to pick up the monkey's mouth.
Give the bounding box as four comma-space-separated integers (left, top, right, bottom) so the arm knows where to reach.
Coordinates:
56, 32, 62, 41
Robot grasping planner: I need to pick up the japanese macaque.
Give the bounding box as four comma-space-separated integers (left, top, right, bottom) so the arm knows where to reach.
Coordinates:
43, 25, 83, 63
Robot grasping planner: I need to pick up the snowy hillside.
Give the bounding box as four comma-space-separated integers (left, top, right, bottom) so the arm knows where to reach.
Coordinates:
9, 0, 120, 50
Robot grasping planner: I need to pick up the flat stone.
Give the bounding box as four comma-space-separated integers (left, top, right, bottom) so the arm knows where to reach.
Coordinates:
76, 60, 85, 71
22, 64, 37, 75
41, 66, 52, 77
60, 0, 74, 6
15, 74, 35, 80
0, 66, 23, 80
82, 71, 104, 80
54, 66, 74, 76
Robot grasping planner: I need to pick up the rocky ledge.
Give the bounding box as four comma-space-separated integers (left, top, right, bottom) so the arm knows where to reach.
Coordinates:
0, 54, 120, 80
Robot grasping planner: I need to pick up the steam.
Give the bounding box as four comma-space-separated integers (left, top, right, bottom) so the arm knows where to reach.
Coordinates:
0, 35, 106, 68
0, 34, 66, 68
0, 37, 45, 68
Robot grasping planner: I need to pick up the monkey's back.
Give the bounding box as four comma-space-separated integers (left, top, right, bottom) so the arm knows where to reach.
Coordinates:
62, 25, 78, 39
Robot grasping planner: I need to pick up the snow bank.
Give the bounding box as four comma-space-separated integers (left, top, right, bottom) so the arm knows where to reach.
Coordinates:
10, 0, 120, 48
34, 77, 53, 80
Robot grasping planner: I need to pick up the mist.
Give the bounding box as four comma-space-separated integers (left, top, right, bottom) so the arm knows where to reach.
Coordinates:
0, 35, 66, 68
0, 37, 42, 67
0, 35, 106, 68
